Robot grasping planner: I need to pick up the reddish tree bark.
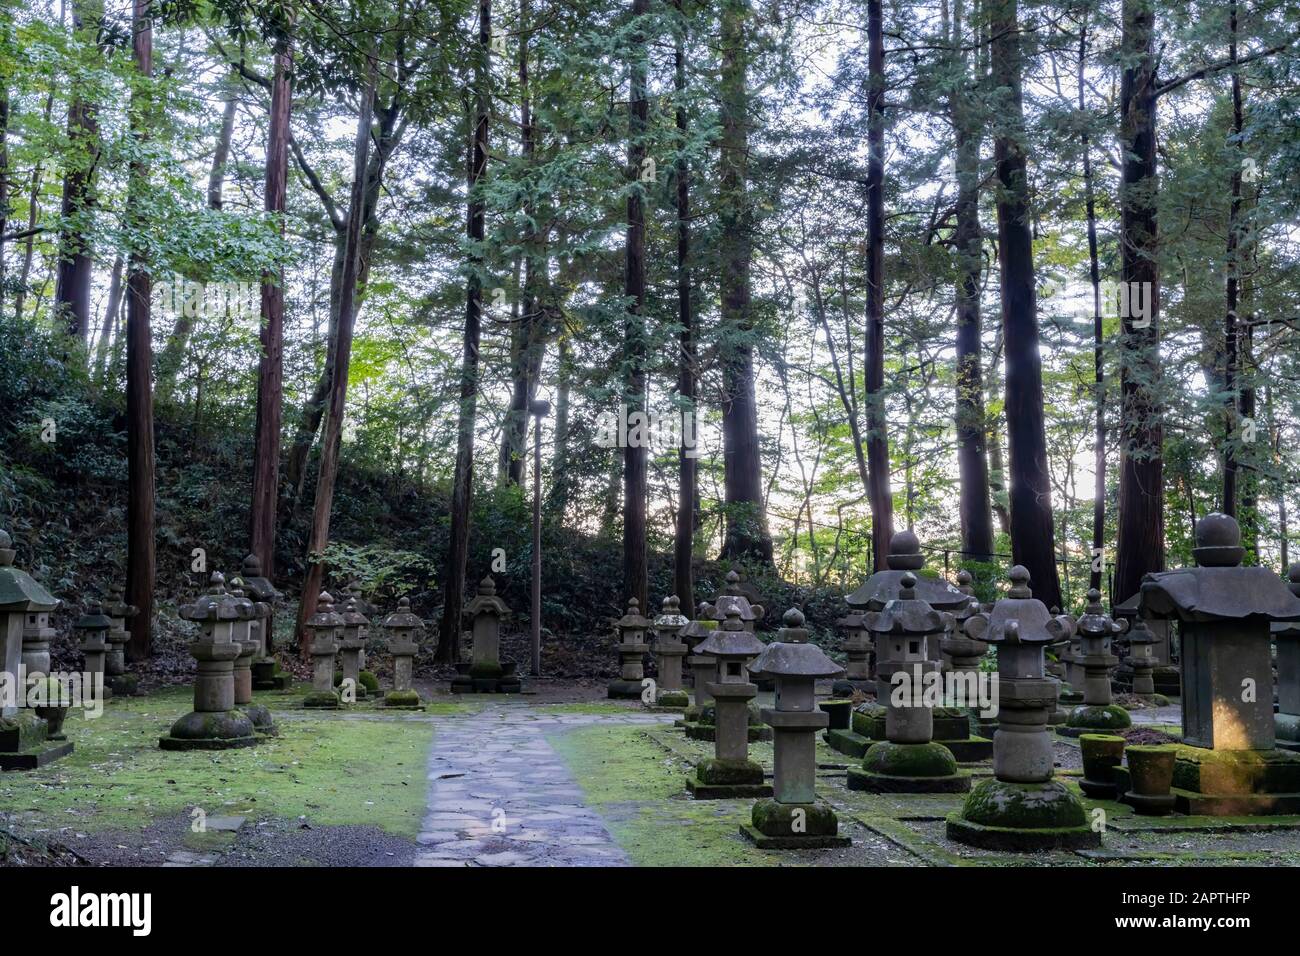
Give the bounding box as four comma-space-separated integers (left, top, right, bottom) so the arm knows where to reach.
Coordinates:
673, 0, 696, 611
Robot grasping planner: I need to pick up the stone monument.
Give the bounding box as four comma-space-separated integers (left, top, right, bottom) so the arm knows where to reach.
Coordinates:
382, 598, 425, 709
1061, 589, 1131, 735
607, 596, 651, 700
686, 607, 772, 799
1274, 564, 1300, 752
1114, 591, 1179, 695
227, 581, 276, 735
651, 595, 690, 709
339, 598, 370, 700
240, 554, 286, 690
848, 572, 970, 793
834, 610, 874, 693
103, 585, 138, 696
743, 608, 850, 848
947, 566, 1097, 850
160, 573, 258, 749
74, 601, 111, 701
303, 591, 344, 709
453, 576, 520, 693
681, 602, 718, 726
1140, 513, 1300, 814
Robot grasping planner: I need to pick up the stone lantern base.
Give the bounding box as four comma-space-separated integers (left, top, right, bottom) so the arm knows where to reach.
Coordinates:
384, 690, 427, 710
686, 757, 773, 800
1059, 703, 1132, 737
946, 778, 1100, 850
683, 701, 773, 742
252, 659, 290, 691
0, 712, 74, 770
848, 741, 970, 793
452, 660, 523, 694
1165, 746, 1300, 815
242, 704, 278, 736
1277, 714, 1300, 752
932, 707, 993, 761
303, 689, 341, 709
740, 799, 850, 849
159, 710, 258, 751
654, 689, 690, 710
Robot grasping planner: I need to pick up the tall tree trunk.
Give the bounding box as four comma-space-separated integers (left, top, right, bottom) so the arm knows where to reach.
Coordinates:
949, 0, 993, 564
124, 0, 155, 661
13, 89, 53, 322
437, 3, 491, 663
294, 56, 377, 654
546, 331, 572, 522
989, 0, 1062, 609
55, 0, 103, 345
1114, 0, 1164, 604
1079, 14, 1106, 591
1222, 0, 1244, 519
250, 42, 292, 581
864, 0, 895, 571
92, 252, 123, 381
718, 0, 771, 564
622, 0, 650, 611
0, 68, 9, 314
673, 0, 696, 610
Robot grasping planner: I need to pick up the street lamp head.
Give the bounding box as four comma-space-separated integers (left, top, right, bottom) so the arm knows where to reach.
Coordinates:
529, 399, 552, 418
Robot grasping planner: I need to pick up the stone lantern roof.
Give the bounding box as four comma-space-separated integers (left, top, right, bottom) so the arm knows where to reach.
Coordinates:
710, 571, 762, 623
465, 576, 510, 619
1124, 616, 1158, 646
1273, 565, 1300, 637
383, 597, 423, 633
653, 595, 690, 633
0, 530, 59, 612
238, 554, 279, 602
749, 608, 843, 679
966, 566, 1074, 646
182, 573, 243, 623
845, 531, 970, 611
836, 611, 866, 631
867, 572, 950, 637
1140, 514, 1300, 624
696, 606, 765, 660
1076, 588, 1125, 640
306, 590, 345, 630
615, 597, 651, 633
342, 597, 370, 628
682, 602, 717, 642
104, 584, 138, 621
73, 602, 113, 636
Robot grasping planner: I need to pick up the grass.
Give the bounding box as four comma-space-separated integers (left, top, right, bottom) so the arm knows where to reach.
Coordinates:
0, 686, 435, 839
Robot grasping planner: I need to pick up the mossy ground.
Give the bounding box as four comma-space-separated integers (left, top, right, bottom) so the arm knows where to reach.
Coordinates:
0, 686, 435, 840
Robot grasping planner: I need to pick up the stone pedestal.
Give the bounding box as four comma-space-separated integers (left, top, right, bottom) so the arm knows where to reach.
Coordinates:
948, 566, 1097, 850
680, 603, 717, 724
452, 577, 520, 694
160, 575, 257, 749
383, 598, 425, 709
240, 554, 287, 690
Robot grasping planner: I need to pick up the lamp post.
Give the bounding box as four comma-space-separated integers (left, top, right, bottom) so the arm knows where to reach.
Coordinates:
530, 399, 551, 677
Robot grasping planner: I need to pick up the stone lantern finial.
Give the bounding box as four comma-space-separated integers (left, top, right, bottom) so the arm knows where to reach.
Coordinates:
886, 530, 924, 571
1192, 512, 1246, 567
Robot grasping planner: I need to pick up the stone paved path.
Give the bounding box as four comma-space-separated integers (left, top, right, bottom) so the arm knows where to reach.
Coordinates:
414, 705, 675, 867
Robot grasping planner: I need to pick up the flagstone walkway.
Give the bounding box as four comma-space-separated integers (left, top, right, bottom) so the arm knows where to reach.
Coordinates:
414, 705, 675, 867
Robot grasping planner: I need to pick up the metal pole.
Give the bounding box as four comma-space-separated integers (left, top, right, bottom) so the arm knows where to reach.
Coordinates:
529, 400, 550, 677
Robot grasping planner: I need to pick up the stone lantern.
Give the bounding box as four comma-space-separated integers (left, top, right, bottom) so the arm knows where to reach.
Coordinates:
240, 554, 285, 690
687, 607, 772, 799
1139, 513, 1300, 814
711, 569, 764, 631
743, 608, 849, 848
1062, 589, 1130, 735
20, 597, 56, 680
835, 610, 874, 691
227, 580, 275, 735
682, 602, 718, 723
73, 602, 112, 701
339, 598, 370, 701
103, 585, 137, 695
453, 576, 519, 694
941, 570, 986, 679
382, 598, 425, 710
607, 596, 651, 700
651, 595, 690, 709
1274, 564, 1300, 751
0, 530, 70, 769
1114, 591, 1178, 695
849, 572, 969, 794
160, 573, 257, 749
947, 566, 1096, 850
303, 591, 344, 709
1122, 617, 1159, 697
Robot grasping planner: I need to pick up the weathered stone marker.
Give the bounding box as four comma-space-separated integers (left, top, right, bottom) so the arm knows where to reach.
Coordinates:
849, 572, 969, 793
0, 531, 71, 769
240, 554, 286, 691
339, 598, 370, 700
683, 601, 717, 711
73, 602, 111, 701
19, 598, 55, 680
1114, 590, 1179, 695
607, 597, 651, 700
1275, 564, 1300, 751
303, 591, 344, 709
651, 595, 690, 709
160, 573, 258, 750
687, 607, 772, 799
103, 585, 138, 696
453, 576, 520, 693
1140, 513, 1300, 814
382, 598, 425, 709
1121, 617, 1160, 697
834, 610, 874, 692
947, 566, 1097, 850
1062, 589, 1130, 735
743, 608, 849, 848
227, 581, 276, 735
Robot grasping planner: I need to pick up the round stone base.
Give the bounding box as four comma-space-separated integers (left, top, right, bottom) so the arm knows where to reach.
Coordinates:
1065, 703, 1132, 733
303, 691, 341, 709
945, 813, 1101, 851
1123, 790, 1177, 815
159, 734, 258, 751
1079, 778, 1120, 799
163, 709, 257, 744
848, 767, 970, 793
242, 704, 278, 736
656, 689, 690, 709
384, 690, 425, 710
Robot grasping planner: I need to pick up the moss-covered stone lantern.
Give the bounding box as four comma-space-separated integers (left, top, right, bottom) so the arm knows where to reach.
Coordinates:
303, 591, 344, 709
607, 596, 651, 700
651, 595, 690, 709
227, 579, 275, 735
1122, 617, 1159, 697
160, 573, 258, 749
683, 601, 718, 718
102, 584, 138, 696
73, 601, 111, 701
382, 598, 425, 709
338, 598, 370, 701
1062, 588, 1130, 735
743, 608, 849, 848
0, 530, 70, 769
1274, 564, 1300, 751
240, 554, 285, 690
1139, 513, 1300, 813
947, 566, 1096, 850
687, 606, 772, 799
849, 572, 969, 793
